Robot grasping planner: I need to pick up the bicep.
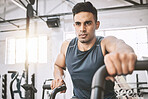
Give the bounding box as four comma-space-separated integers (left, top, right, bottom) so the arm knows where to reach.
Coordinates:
54, 40, 69, 69
55, 53, 66, 70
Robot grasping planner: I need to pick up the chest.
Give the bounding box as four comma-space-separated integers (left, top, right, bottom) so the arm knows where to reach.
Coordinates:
66, 45, 104, 74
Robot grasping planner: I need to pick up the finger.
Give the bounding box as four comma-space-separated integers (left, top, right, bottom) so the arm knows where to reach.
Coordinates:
120, 54, 129, 75
55, 79, 58, 87
51, 80, 55, 90
105, 76, 115, 82
121, 61, 129, 75
112, 53, 122, 75
104, 54, 117, 76
57, 79, 64, 87
60, 89, 66, 93
50, 82, 53, 89
56, 79, 62, 87
128, 54, 137, 74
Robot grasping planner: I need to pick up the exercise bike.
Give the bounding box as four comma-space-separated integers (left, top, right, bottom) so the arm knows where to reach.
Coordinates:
42, 60, 148, 99
8, 71, 37, 99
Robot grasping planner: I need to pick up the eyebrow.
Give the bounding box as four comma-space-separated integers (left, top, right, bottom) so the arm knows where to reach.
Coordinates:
75, 21, 81, 24
75, 21, 92, 24
84, 21, 92, 24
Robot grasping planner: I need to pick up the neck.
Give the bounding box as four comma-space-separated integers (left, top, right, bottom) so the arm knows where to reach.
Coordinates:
78, 37, 96, 51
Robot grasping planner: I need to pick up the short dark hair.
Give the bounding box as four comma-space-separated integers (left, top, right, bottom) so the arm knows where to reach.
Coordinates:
72, 2, 97, 22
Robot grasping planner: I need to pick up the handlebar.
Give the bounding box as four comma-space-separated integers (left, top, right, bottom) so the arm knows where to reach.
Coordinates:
91, 60, 148, 99
50, 84, 66, 99
8, 71, 18, 73
42, 84, 66, 99
8, 71, 19, 99
42, 84, 51, 90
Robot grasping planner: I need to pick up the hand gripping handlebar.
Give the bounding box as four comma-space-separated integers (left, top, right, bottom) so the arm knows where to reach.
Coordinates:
91, 60, 148, 99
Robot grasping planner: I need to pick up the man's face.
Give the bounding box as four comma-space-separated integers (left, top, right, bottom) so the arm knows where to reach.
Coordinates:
73, 12, 100, 43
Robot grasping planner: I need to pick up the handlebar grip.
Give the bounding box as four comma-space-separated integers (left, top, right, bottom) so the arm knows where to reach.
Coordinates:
43, 84, 51, 90
135, 60, 148, 70
56, 84, 66, 92
50, 84, 66, 99
8, 71, 17, 73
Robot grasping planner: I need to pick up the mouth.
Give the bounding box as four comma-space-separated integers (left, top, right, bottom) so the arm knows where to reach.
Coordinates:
79, 34, 87, 38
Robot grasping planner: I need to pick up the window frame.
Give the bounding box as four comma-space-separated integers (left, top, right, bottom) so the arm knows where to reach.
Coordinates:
5, 35, 48, 64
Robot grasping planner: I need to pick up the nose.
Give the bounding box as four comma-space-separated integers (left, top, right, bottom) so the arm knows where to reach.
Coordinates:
80, 24, 86, 33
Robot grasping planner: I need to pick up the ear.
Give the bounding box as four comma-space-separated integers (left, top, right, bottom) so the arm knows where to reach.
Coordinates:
96, 21, 100, 29
73, 23, 75, 27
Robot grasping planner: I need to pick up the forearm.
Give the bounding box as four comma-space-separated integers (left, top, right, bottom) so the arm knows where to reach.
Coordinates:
51, 64, 66, 91
54, 64, 65, 79
115, 40, 134, 53
104, 36, 135, 53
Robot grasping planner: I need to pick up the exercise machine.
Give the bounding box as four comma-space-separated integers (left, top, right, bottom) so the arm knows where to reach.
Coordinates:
8, 71, 37, 99
1, 74, 7, 99
8, 71, 19, 99
41, 60, 148, 99
22, 73, 37, 99
42, 79, 53, 99
91, 60, 148, 99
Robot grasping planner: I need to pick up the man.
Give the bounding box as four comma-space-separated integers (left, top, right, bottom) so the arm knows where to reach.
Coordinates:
51, 1, 137, 99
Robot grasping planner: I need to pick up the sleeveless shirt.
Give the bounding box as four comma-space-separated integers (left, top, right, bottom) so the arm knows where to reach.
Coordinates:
65, 36, 114, 99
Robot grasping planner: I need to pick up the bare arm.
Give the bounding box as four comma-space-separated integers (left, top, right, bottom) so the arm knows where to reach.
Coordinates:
101, 36, 137, 79
101, 36, 134, 54
51, 40, 69, 92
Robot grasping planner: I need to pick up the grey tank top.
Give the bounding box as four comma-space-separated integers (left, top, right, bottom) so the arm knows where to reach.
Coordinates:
65, 36, 114, 99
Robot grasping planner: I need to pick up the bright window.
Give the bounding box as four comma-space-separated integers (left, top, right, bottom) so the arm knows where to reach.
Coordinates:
5, 36, 47, 64
16, 38, 26, 63
6, 38, 15, 64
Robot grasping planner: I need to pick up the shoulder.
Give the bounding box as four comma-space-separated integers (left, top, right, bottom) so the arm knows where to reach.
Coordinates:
61, 39, 71, 56
100, 36, 118, 55
102, 36, 117, 41
62, 39, 71, 46
101, 36, 117, 45
101, 36, 125, 47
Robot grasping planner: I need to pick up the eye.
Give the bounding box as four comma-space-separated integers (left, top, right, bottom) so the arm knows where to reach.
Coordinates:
75, 22, 81, 26
85, 21, 92, 25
